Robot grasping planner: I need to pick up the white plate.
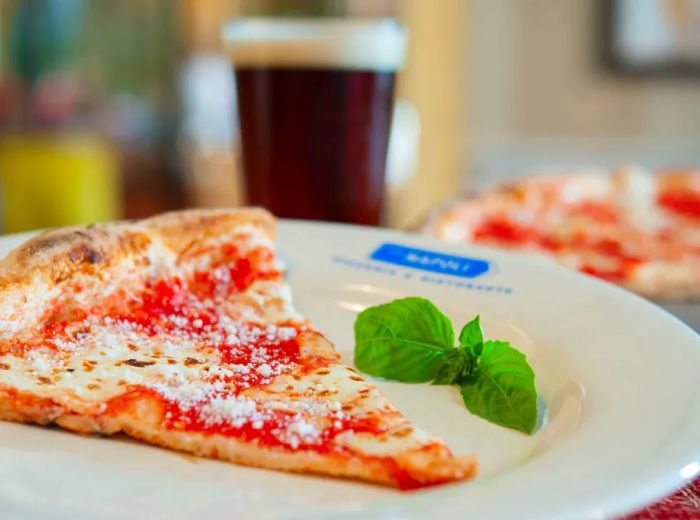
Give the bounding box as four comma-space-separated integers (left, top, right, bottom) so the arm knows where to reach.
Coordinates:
0, 221, 699, 520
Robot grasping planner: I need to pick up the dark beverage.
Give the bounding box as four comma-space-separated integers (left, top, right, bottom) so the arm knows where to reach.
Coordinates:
224, 19, 405, 225
235, 68, 395, 224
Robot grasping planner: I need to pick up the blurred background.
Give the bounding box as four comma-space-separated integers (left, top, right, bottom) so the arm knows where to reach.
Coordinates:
0, 0, 698, 231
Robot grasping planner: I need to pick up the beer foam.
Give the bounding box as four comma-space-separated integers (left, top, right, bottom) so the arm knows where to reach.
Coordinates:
222, 18, 406, 71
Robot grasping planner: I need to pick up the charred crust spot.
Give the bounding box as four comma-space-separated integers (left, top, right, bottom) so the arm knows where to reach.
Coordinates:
87, 383, 101, 390
66, 368, 75, 372
358, 387, 371, 395
346, 367, 359, 373
127, 344, 138, 352
315, 368, 331, 375
68, 244, 103, 265
122, 359, 156, 368
88, 249, 102, 263
117, 379, 127, 385
349, 375, 364, 382
184, 357, 201, 367
37, 376, 52, 385
26, 234, 71, 256
318, 389, 338, 397
341, 403, 354, 411
166, 359, 177, 365
0, 362, 9, 370
82, 360, 97, 372
285, 384, 294, 391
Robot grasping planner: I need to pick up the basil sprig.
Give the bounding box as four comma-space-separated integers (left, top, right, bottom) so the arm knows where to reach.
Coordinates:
354, 297, 538, 434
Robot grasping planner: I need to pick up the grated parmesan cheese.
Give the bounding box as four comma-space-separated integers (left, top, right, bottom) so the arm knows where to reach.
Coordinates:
0, 233, 377, 454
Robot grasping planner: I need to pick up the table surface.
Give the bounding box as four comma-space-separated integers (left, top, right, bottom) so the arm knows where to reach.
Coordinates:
625, 477, 700, 519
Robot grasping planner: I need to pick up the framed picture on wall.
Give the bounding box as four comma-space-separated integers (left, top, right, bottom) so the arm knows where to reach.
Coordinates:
603, 0, 700, 76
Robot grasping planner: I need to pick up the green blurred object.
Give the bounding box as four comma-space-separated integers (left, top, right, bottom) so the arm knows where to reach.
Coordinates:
0, 133, 121, 232
9, 0, 84, 87
241, 0, 348, 17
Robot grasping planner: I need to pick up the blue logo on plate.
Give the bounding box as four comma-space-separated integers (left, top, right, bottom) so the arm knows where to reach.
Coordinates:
370, 243, 490, 278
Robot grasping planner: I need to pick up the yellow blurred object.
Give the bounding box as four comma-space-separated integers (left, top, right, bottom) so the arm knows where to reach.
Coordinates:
0, 133, 121, 232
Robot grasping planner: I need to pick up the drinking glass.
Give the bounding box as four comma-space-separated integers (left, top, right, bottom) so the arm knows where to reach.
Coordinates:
223, 18, 406, 225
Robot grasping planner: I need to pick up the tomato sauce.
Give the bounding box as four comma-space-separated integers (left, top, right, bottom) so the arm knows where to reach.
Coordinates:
579, 264, 627, 283
473, 215, 647, 284
658, 188, 700, 220
115, 277, 220, 336
473, 217, 537, 244
389, 462, 456, 491
164, 399, 384, 452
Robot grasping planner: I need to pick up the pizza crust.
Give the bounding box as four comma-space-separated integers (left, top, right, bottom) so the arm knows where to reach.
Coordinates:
0, 207, 275, 289
0, 209, 276, 340
0, 386, 475, 488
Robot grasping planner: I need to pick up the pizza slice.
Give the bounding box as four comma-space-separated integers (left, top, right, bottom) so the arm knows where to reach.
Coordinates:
423, 167, 700, 301
0, 208, 475, 489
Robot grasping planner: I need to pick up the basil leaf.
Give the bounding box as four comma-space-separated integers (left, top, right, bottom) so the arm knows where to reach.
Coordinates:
460, 340, 537, 433
432, 347, 475, 385
354, 297, 455, 382
459, 315, 483, 355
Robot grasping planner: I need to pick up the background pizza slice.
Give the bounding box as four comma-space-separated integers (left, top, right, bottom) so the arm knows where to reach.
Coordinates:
0, 208, 475, 489
423, 167, 700, 302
